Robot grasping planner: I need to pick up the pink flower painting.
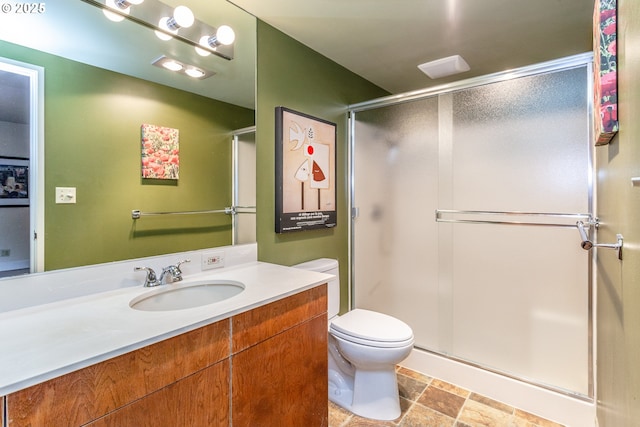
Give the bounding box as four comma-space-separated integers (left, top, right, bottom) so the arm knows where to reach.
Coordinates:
593, 0, 618, 145
141, 124, 180, 179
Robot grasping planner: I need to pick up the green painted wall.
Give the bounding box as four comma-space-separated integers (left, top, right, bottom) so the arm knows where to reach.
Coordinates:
254, 21, 388, 312
0, 41, 254, 270
596, 1, 640, 425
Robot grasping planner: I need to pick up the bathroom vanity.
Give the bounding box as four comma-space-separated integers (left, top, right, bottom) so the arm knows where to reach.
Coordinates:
0, 245, 330, 426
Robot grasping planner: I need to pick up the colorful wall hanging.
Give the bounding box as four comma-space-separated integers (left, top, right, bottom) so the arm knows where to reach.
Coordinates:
275, 107, 337, 233
593, 0, 618, 145
141, 124, 180, 179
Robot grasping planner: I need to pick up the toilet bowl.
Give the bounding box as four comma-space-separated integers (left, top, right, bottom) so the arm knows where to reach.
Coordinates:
294, 259, 415, 421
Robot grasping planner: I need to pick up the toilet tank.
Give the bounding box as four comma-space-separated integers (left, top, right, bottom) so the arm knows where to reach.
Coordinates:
293, 258, 340, 319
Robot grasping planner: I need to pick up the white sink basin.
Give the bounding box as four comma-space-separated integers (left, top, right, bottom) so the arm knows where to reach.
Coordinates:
130, 280, 245, 311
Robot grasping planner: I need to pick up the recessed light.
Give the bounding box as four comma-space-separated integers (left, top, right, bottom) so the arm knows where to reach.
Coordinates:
185, 67, 205, 78
151, 55, 216, 79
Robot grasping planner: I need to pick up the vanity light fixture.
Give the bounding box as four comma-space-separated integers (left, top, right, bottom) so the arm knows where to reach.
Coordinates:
418, 55, 470, 79
195, 25, 236, 56
103, 0, 144, 22
155, 5, 195, 41
151, 55, 215, 79
80, 0, 236, 60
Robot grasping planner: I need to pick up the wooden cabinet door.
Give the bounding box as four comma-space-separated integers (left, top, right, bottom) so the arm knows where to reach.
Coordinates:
7, 320, 229, 427
86, 360, 230, 427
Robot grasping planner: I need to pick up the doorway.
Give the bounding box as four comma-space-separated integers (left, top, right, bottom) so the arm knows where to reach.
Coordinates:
0, 57, 43, 277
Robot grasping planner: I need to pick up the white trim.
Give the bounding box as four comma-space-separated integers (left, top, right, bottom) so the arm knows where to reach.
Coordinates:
402, 348, 596, 427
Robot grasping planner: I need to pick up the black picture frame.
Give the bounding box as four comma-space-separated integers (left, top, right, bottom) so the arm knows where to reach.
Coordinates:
0, 158, 29, 207
275, 107, 337, 233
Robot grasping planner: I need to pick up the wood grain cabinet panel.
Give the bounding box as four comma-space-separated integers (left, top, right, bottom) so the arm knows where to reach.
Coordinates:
86, 360, 230, 427
6, 285, 329, 427
6, 319, 229, 427
232, 314, 328, 427
232, 284, 327, 353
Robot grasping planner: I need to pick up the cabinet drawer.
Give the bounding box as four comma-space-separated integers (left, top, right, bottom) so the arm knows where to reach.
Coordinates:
7, 319, 230, 427
232, 284, 327, 353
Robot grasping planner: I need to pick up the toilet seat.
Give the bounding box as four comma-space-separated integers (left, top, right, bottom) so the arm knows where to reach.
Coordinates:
330, 309, 414, 348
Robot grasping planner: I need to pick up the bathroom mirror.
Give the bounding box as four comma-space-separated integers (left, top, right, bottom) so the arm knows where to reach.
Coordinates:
0, 0, 256, 277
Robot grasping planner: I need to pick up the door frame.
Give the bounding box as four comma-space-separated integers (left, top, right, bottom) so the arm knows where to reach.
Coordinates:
0, 57, 45, 273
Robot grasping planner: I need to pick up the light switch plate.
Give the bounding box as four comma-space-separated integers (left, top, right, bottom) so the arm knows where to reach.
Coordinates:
55, 187, 76, 204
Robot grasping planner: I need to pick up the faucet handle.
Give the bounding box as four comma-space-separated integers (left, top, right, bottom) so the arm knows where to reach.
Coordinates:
170, 259, 191, 282
134, 267, 159, 287
175, 259, 191, 270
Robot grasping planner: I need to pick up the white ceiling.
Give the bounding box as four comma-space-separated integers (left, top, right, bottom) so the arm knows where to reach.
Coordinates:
229, 0, 595, 95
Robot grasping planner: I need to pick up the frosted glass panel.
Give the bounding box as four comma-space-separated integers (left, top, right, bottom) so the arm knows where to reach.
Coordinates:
234, 132, 256, 245
352, 65, 591, 396
353, 97, 440, 348
448, 67, 590, 395
450, 68, 589, 213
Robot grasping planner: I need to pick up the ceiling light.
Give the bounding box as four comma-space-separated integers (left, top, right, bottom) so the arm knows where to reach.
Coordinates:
84, 0, 235, 60
155, 5, 194, 40
161, 60, 183, 72
185, 67, 205, 78
418, 55, 470, 79
195, 25, 236, 56
151, 55, 216, 79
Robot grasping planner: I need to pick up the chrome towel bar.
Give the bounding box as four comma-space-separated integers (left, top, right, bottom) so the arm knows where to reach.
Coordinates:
435, 209, 592, 228
132, 206, 256, 219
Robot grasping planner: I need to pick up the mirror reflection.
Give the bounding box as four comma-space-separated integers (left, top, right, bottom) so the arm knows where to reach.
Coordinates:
0, 0, 256, 278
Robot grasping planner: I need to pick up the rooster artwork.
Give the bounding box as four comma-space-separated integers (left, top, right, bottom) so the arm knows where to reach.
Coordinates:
276, 107, 336, 233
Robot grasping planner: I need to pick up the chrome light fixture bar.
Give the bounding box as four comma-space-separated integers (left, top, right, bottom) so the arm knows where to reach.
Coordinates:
80, 0, 235, 60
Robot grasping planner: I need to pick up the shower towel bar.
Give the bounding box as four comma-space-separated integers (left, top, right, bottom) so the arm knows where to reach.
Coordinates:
435, 209, 593, 228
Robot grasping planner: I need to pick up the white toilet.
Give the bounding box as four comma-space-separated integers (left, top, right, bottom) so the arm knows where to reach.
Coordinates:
294, 258, 414, 421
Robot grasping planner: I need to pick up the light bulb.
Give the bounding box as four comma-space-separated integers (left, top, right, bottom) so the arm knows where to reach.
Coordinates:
155, 17, 175, 40
195, 25, 235, 56
196, 35, 213, 56
162, 60, 183, 72
216, 25, 235, 45
185, 68, 205, 78
167, 5, 194, 29
103, 0, 127, 22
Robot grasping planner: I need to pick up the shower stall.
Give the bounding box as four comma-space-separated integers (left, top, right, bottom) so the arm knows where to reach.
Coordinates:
349, 54, 595, 425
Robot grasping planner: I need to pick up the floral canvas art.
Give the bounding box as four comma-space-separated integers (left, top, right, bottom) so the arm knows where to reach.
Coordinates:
593, 0, 618, 145
141, 124, 179, 179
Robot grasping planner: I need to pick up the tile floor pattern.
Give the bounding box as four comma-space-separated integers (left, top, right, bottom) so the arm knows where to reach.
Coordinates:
328, 366, 565, 427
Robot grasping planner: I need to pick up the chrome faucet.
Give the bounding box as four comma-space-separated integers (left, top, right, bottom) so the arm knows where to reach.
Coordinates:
134, 259, 190, 287
158, 259, 190, 285
134, 266, 159, 287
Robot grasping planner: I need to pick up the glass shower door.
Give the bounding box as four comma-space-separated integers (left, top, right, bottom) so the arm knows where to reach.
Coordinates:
352, 64, 592, 397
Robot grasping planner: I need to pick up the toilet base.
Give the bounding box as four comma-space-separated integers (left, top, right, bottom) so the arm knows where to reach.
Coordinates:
328, 365, 402, 421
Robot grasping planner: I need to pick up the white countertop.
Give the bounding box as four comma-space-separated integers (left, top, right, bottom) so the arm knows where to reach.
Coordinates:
0, 261, 332, 396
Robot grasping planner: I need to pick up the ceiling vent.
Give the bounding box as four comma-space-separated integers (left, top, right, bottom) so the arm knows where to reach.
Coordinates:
418, 55, 470, 79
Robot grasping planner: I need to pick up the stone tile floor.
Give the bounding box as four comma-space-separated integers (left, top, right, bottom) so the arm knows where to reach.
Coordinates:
328, 366, 565, 427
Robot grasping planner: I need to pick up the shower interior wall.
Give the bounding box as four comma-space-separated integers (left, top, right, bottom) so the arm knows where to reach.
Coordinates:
351, 65, 592, 400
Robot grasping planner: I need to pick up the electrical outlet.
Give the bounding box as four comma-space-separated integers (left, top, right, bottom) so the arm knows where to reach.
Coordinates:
202, 251, 225, 270
55, 187, 77, 204
0, 249, 10, 257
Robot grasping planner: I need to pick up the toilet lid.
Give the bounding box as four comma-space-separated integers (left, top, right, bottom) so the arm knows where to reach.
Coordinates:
329, 309, 414, 346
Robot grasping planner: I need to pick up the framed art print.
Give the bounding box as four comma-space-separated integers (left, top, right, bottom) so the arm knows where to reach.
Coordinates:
275, 107, 337, 233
